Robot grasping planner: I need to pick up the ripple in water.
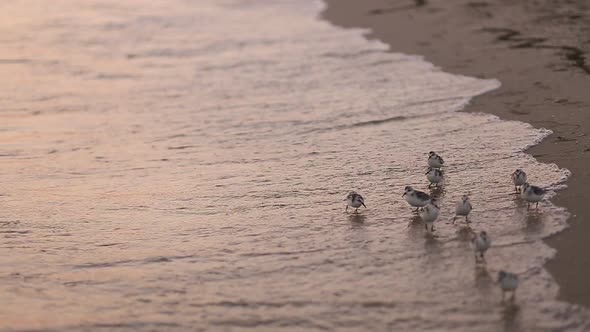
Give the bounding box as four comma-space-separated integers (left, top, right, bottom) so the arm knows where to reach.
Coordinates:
0, 0, 588, 331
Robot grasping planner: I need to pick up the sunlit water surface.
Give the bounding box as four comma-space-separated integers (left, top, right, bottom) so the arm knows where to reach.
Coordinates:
1, 0, 588, 331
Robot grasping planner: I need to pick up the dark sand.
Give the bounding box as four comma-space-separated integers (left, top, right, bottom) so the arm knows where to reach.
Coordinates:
322, 0, 590, 307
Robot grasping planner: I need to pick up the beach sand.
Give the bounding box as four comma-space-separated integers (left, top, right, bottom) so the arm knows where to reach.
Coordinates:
322, 0, 590, 307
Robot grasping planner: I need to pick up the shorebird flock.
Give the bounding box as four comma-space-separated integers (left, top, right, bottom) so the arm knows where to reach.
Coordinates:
344, 151, 549, 303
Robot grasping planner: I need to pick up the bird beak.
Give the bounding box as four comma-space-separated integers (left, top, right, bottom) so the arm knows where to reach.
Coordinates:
402, 192, 406, 197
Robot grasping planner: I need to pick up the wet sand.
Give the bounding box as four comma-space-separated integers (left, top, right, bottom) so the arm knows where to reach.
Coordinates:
322, 0, 590, 307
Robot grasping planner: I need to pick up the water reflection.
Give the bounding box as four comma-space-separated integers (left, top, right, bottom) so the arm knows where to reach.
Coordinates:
474, 264, 493, 289
524, 212, 544, 234
455, 224, 475, 241
424, 233, 442, 250
429, 186, 445, 200
349, 213, 366, 226
502, 303, 522, 332
407, 214, 423, 228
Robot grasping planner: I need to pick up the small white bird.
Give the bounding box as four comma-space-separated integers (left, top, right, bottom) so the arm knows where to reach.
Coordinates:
427, 151, 444, 169
344, 191, 366, 213
511, 169, 527, 192
453, 195, 472, 223
419, 200, 440, 232
521, 183, 546, 209
471, 231, 491, 261
498, 271, 519, 302
426, 168, 443, 188
402, 186, 432, 212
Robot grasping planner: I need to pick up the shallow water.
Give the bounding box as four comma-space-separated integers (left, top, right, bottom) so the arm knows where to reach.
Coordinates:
0, 0, 588, 331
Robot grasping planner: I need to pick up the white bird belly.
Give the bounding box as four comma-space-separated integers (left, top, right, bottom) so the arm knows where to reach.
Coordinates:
522, 191, 544, 202
406, 195, 429, 207
428, 159, 442, 168
474, 238, 490, 252
455, 203, 471, 216
348, 200, 362, 208
427, 173, 442, 183
513, 175, 526, 186
420, 208, 439, 223
501, 278, 518, 290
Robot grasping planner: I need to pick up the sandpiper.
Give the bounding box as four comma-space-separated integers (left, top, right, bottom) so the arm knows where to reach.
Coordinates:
419, 199, 440, 232
403, 186, 432, 212
471, 230, 491, 262
521, 183, 546, 209
453, 195, 472, 223
427, 151, 444, 169
511, 169, 527, 192
498, 271, 519, 302
426, 168, 443, 188
344, 191, 366, 213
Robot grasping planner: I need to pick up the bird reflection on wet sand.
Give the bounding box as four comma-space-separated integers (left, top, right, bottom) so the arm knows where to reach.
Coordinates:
407, 214, 423, 229
502, 302, 522, 332
455, 224, 474, 240
349, 213, 366, 226
429, 186, 445, 201
423, 233, 442, 252
474, 264, 493, 289
524, 213, 545, 234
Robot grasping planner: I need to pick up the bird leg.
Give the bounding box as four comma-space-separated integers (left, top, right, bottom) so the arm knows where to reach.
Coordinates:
354, 208, 359, 214
345, 206, 348, 213
452, 216, 457, 224
536, 202, 539, 209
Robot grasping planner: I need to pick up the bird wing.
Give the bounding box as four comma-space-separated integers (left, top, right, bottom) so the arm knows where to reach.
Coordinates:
532, 186, 546, 195
415, 191, 431, 200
